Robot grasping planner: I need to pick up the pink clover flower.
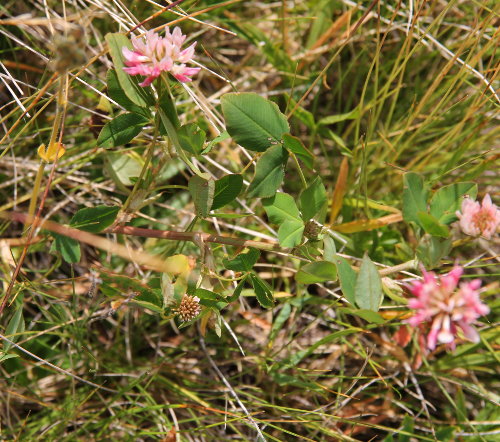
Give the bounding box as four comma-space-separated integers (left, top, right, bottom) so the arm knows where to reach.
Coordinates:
122, 28, 201, 87
406, 266, 489, 350
456, 194, 500, 240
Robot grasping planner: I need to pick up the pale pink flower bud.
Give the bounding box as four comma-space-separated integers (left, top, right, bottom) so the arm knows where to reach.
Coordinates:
122, 28, 201, 87
406, 266, 489, 351
456, 194, 500, 239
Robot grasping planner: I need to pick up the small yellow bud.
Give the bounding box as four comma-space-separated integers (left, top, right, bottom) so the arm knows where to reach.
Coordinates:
38, 142, 66, 162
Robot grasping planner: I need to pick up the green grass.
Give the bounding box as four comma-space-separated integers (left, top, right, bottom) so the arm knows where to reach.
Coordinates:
0, 0, 499, 440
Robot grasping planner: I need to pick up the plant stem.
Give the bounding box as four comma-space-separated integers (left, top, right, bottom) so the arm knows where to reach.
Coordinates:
158, 108, 207, 178
108, 225, 286, 253
25, 75, 65, 231
121, 119, 159, 214
290, 151, 307, 188
281, 0, 289, 54
378, 259, 419, 276
25, 162, 45, 231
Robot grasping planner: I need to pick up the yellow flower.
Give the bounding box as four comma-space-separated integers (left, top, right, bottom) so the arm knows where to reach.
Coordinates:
37, 142, 66, 162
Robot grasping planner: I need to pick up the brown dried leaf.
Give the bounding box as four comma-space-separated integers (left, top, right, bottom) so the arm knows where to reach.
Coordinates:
330, 213, 403, 233
329, 156, 349, 224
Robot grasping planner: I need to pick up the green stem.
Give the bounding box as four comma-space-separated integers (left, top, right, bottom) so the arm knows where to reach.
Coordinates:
48, 76, 64, 149
25, 162, 46, 231
153, 184, 189, 192
378, 259, 419, 276
157, 75, 206, 178
121, 115, 160, 214
157, 108, 207, 179
173, 216, 198, 256
289, 151, 307, 188
25, 76, 65, 231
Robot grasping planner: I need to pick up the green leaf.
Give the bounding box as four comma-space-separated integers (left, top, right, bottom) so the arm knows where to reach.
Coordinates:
4, 306, 25, 352
227, 275, 248, 303
188, 175, 215, 218
211, 174, 243, 210
221, 93, 289, 152
157, 108, 208, 178
97, 113, 148, 148
354, 254, 383, 311
70, 205, 119, 233
178, 123, 206, 155
278, 220, 305, 247
100, 273, 165, 313
416, 235, 452, 269
335, 255, 357, 306
300, 176, 327, 220
202, 131, 230, 155
263, 192, 300, 223
295, 261, 337, 284
283, 133, 313, 169
247, 144, 288, 198
105, 33, 154, 107
263, 192, 305, 247
211, 212, 251, 219
402, 172, 429, 226
434, 427, 456, 442
417, 211, 450, 238
53, 233, 81, 264
132, 289, 164, 314
249, 273, 274, 308
339, 307, 386, 324
323, 236, 336, 262
105, 151, 144, 187
0, 353, 19, 363
320, 127, 351, 155
106, 69, 150, 117
430, 182, 477, 224
158, 91, 180, 130
194, 288, 227, 310
318, 107, 360, 125
269, 303, 292, 342
223, 248, 260, 272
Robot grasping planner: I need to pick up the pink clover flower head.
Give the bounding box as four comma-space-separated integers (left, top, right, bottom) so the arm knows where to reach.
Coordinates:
406, 266, 489, 351
456, 194, 500, 240
122, 28, 201, 87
